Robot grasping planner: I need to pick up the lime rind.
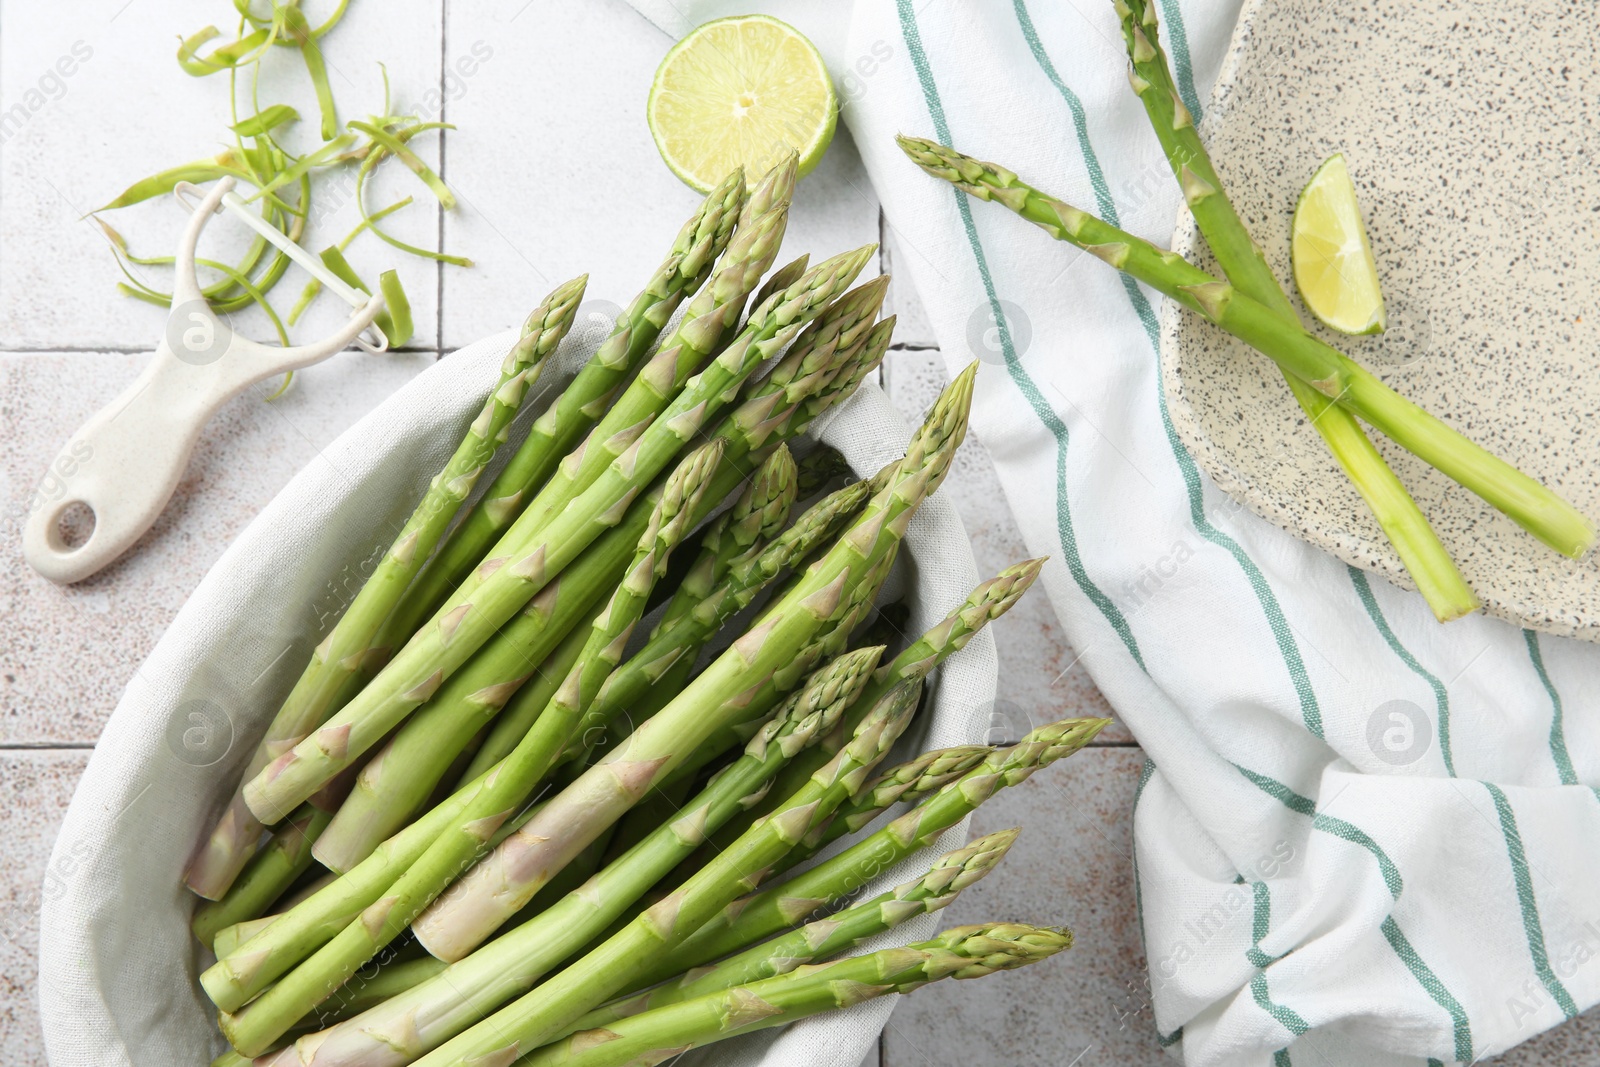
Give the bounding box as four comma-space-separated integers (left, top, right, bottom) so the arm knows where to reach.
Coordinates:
1292, 153, 1387, 336
647, 14, 838, 194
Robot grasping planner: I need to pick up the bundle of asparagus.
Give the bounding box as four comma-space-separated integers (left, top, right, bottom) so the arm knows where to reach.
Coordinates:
897, 0, 1594, 623
186, 154, 1108, 1066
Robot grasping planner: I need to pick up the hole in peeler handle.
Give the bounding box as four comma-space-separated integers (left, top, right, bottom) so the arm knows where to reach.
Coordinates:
48, 500, 96, 554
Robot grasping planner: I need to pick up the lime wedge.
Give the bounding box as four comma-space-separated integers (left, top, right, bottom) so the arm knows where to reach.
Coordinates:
647, 15, 838, 193
1292, 153, 1386, 335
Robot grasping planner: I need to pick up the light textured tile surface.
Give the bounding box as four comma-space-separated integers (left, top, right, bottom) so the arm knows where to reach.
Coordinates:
0, 750, 88, 1066
881, 348, 1123, 743
880, 220, 936, 350
439, 0, 881, 351
0, 349, 432, 744
882, 747, 1161, 1067
0, 0, 443, 351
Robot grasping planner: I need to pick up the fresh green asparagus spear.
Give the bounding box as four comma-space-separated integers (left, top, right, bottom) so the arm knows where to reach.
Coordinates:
898, 135, 1595, 558
443, 156, 797, 611
792, 742, 994, 859
1114, 0, 1474, 621
410, 680, 923, 1067
252, 649, 881, 1067
628, 715, 1106, 989
312, 955, 449, 1026
212, 916, 277, 960
555, 469, 883, 778
311, 601, 592, 873
409, 366, 969, 964
203, 773, 503, 1011
567, 828, 1018, 1036
377, 170, 748, 647
656, 443, 799, 633
241, 242, 873, 826
192, 805, 330, 949
220, 444, 724, 1056
516, 923, 1071, 1067
203, 308, 900, 1015
656, 531, 901, 794
186, 275, 587, 900
703, 557, 1046, 857
440, 323, 894, 791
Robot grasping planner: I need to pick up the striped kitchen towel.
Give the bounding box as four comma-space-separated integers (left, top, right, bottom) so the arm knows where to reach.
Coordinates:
629, 1, 1600, 1064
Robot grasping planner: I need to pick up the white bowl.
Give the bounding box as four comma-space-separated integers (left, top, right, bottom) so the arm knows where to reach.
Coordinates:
36, 323, 994, 1067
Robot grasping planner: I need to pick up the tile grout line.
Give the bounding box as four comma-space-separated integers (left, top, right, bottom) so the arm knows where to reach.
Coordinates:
435, 0, 450, 357
0, 346, 447, 356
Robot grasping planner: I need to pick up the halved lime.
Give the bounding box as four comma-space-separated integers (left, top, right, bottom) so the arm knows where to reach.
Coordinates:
1292, 153, 1386, 335
647, 14, 838, 193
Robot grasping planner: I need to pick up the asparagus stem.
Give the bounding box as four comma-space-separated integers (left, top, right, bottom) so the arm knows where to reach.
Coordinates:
568, 828, 1019, 1036
219, 445, 725, 1056
212, 915, 277, 961
411, 680, 924, 1067
203, 774, 493, 1011
185, 276, 587, 900
240, 240, 873, 826
442, 156, 798, 617
702, 557, 1047, 859
191, 806, 330, 949
628, 715, 1106, 989
899, 135, 1595, 559
409, 366, 970, 964
1114, 0, 1476, 621
556, 470, 881, 777
376, 170, 748, 649
254, 649, 881, 1067
517, 923, 1070, 1067
311, 552, 605, 873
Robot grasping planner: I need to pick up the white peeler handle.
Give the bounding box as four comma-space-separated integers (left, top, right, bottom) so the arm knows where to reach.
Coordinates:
22, 178, 387, 584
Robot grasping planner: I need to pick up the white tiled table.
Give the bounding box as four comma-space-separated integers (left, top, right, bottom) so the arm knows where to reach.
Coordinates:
0, 3, 1592, 1065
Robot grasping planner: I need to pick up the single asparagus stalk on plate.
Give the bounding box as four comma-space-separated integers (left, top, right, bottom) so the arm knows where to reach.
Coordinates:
1114, 0, 1475, 621
410, 366, 971, 963
898, 135, 1594, 559
220, 444, 725, 1056
259, 648, 882, 1067
519, 922, 1070, 1067
629, 714, 1107, 988
377, 169, 748, 645
568, 828, 1019, 1036
410, 679, 923, 1067
240, 242, 874, 825
185, 275, 586, 900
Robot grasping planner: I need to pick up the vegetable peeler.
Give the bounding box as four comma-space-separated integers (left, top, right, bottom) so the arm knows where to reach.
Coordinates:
21, 176, 389, 584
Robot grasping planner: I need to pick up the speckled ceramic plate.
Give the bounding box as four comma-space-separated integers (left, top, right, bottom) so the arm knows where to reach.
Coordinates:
1161, 0, 1600, 639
